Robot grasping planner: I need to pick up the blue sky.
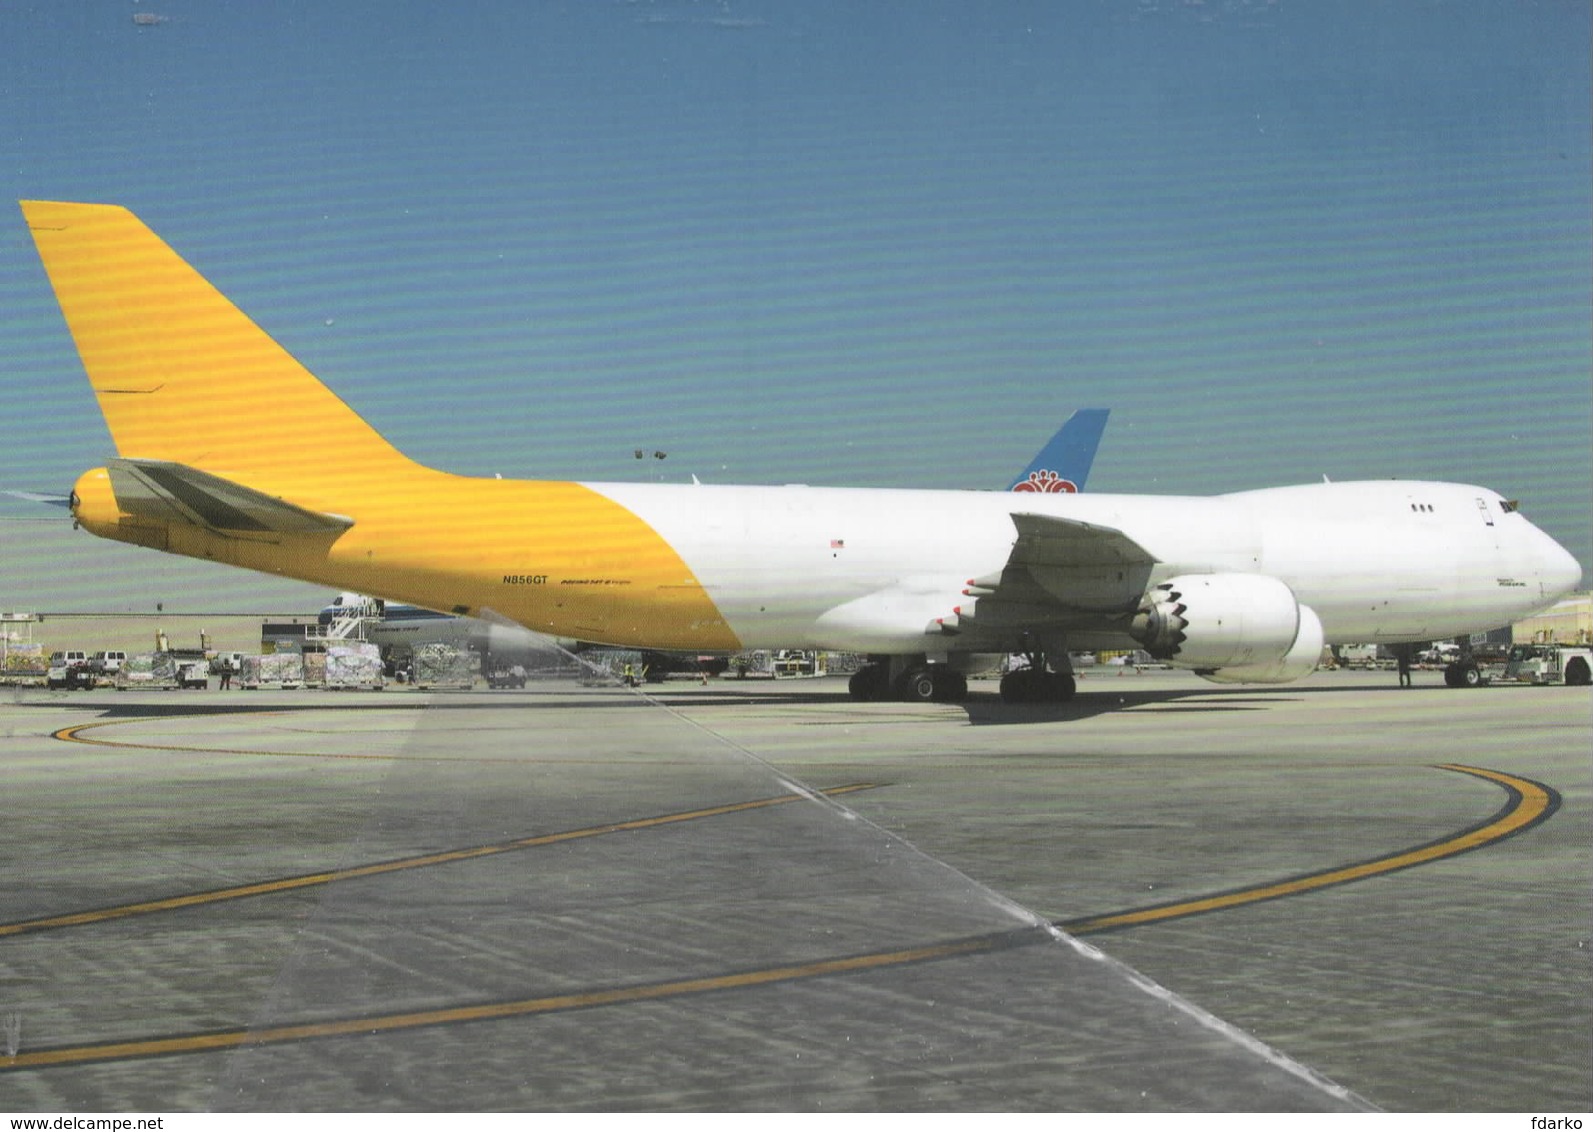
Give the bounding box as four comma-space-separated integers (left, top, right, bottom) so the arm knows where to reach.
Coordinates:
2, 0, 1588, 613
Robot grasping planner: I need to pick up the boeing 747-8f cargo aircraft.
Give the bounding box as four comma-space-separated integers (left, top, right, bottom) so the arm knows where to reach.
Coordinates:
21, 202, 1583, 703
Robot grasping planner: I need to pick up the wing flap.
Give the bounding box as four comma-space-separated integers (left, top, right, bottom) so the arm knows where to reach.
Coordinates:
106, 458, 353, 535
951, 513, 1158, 630
1008, 511, 1156, 570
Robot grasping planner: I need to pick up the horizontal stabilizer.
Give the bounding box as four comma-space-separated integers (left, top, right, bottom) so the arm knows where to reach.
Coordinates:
106, 458, 354, 535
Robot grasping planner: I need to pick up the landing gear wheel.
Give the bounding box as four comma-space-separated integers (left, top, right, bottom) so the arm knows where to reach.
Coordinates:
1445, 661, 1483, 688
1000, 669, 1037, 703
848, 664, 889, 702
1566, 658, 1591, 687
898, 668, 939, 703
891, 667, 968, 703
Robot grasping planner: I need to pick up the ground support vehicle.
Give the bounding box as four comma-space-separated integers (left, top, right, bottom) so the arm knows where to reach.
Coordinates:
46, 651, 92, 690
92, 650, 127, 677
486, 666, 527, 689
115, 652, 209, 690
1500, 644, 1593, 686
772, 650, 826, 678
1333, 644, 1386, 669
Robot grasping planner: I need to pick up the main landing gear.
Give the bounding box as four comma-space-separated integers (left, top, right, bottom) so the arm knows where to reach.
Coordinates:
998, 646, 1076, 704
845, 651, 1077, 704
848, 661, 968, 703
999, 666, 1075, 704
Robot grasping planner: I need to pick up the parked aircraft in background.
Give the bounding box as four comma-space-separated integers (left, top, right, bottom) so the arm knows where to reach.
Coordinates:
320, 591, 472, 648
316, 590, 557, 672
24, 201, 1582, 703
1008, 409, 1109, 494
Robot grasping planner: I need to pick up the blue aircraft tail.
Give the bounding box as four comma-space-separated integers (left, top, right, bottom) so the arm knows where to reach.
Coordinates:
1008, 409, 1109, 493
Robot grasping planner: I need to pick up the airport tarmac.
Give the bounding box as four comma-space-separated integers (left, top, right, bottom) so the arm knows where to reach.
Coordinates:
0, 667, 1587, 1112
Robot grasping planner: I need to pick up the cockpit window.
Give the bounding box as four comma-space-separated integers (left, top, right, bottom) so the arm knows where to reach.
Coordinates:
1499, 499, 1519, 514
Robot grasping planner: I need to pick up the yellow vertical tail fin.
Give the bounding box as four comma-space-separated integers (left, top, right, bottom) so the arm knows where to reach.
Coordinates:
21, 200, 418, 486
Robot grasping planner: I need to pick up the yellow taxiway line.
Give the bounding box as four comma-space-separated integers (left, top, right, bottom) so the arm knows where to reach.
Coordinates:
54, 714, 537, 763
1057, 763, 1558, 935
0, 930, 1036, 1071
0, 764, 1556, 1072
0, 783, 879, 939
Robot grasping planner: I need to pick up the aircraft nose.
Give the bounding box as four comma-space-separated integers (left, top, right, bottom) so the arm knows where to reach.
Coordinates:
1536, 529, 1583, 600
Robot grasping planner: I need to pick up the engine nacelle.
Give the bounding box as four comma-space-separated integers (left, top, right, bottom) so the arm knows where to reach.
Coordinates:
1130, 572, 1324, 685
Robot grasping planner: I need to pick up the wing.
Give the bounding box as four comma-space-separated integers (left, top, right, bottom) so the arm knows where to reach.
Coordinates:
936, 511, 1157, 636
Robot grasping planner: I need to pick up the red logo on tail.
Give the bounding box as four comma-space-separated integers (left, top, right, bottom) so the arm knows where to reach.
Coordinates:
1013, 470, 1079, 493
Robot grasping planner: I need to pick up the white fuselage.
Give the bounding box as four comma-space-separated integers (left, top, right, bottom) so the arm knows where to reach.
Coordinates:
590, 478, 1580, 654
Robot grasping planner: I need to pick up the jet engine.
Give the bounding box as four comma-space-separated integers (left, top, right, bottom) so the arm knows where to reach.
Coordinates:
1130, 572, 1324, 685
